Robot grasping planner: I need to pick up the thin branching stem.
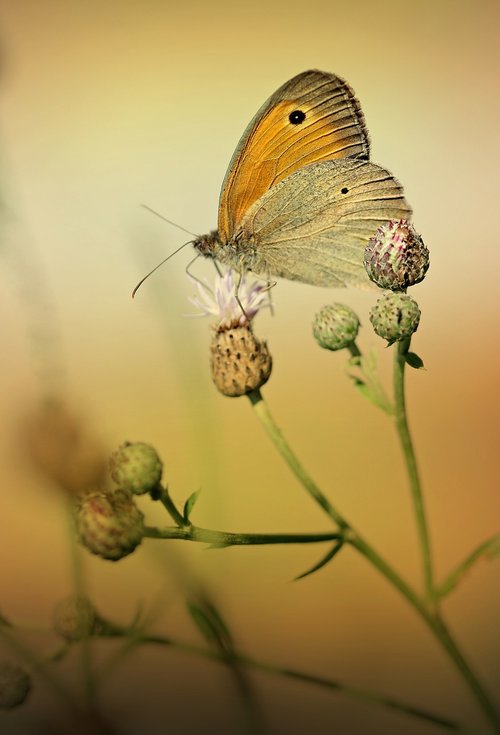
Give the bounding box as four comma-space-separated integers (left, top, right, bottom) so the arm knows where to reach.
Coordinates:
437, 533, 500, 598
247, 388, 500, 732
0, 624, 80, 713
93, 629, 483, 734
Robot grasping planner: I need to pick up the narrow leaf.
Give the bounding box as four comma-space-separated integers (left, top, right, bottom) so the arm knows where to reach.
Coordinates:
348, 349, 393, 414
294, 541, 344, 581
0, 610, 12, 627
187, 599, 232, 651
436, 533, 500, 598
405, 352, 425, 370
183, 489, 201, 523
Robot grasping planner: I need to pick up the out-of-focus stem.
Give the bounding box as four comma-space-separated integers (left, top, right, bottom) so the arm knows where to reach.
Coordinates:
247, 388, 500, 732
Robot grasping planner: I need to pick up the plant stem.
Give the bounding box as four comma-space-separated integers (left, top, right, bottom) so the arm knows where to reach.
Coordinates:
436, 533, 500, 599
247, 390, 347, 529
152, 485, 187, 527
393, 337, 434, 604
0, 624, 79, 712
143, 525, 343, 547
66, 501, 94, 708
98, 629, 481, 734
348, 341, 362, 358
247, 388, 500, 732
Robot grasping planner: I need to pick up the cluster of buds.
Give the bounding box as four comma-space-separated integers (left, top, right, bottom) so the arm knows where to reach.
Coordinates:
190, 270, 272, 397
75, 441, 163, 561
365, 219, 428, 343
312, 220, 427, 351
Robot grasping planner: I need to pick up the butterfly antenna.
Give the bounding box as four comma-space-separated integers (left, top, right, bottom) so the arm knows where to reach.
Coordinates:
132, 239, 192, 298
141, 204, 199, 238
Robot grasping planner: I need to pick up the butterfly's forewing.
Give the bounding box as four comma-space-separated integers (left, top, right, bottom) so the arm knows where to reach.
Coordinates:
236, 159, 411, 288
218, 70, 370, 243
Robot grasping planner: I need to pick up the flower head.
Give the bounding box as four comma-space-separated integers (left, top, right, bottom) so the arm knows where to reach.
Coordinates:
313, 304, 360, 351
364, 219, 429, 291
76, 488, 144, 561
109, 442, 163, 495
189, 269, 273, 396
53, 596, 98, 641
369, 292, 421, 344
189, 269, 270, 329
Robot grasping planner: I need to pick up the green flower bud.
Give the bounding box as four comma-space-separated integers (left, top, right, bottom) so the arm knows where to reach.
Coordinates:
364, 219, 429, 290
76, 488, 144, 561
369, 292, 421, 343
53, 596, 97, 641
109, 442, 162, 494
210, 324, 272, 397
313, 304, 360, 351
0, 662, 31, 709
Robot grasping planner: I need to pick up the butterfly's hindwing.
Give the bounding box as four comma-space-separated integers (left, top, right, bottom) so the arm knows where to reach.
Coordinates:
234, 159, 411, 288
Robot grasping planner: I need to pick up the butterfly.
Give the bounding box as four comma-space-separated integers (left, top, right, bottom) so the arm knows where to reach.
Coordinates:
193, 69, 411, 288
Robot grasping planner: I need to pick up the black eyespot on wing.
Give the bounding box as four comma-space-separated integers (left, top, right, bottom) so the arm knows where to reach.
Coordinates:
341, 187, 349, 194
289, 110, 306, 125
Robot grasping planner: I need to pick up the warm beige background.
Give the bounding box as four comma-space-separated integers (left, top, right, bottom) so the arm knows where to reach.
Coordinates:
1, 1, 499, 733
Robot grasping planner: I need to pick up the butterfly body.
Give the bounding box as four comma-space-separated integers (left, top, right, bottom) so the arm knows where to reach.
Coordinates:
193, 70, 411, 288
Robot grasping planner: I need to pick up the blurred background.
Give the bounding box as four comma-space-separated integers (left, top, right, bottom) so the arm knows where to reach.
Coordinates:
1, 0, 499, 733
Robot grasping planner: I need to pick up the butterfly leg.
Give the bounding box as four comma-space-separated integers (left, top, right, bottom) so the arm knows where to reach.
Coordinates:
266, 273, 276, 317
211, 259, 223, 278
235, 269, 250, 322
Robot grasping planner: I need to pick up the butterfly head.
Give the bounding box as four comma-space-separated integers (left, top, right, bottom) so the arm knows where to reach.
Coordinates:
193, 230, 222, 259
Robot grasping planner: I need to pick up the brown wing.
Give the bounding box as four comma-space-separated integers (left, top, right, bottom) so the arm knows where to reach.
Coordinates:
217, 70, 370, 243
236, 159, 411, 288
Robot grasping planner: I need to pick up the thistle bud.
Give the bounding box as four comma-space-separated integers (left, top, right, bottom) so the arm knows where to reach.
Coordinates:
369, 292, 421, 343
0, 662, 31, 709
53, 596, 98, 641
364, 219, 429, 290
210, 324, 272, 397
313, 304, 360, 351
109, 442, 162, 495
76, 488, 144, 561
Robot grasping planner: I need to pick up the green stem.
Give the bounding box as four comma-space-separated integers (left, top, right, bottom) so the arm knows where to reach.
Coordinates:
393, 337, 434, 604
143, 525, 343, 547
152, 485, 187, 527
66, 501, 94, 708
247, 388, 500, 732
0, 624, 79, 712
351, 537, 500, 730
437, 534, 500, 599
97, 629, 481, 733
348, 341, 362, 359
247, 390, 347, 529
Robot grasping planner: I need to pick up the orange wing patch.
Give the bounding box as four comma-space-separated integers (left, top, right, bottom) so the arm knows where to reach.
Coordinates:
217, 71, 370, 242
